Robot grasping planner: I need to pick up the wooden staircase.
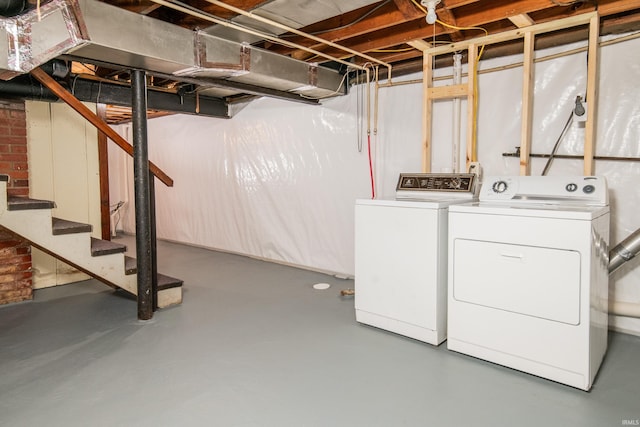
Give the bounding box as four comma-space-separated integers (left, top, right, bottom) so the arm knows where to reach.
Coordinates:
0, 175, 182, 308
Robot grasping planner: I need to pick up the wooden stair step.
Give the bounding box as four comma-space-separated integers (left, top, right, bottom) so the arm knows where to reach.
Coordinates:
7, 196, 56, 211
123, 256, 183, 290
90, 237, 127, 256
124, 256, 137, 275
52, 217, 93, 235
157, 273, 183, 291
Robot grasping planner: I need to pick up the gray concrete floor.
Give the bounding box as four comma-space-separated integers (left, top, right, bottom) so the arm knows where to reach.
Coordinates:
1, 236, 640, 427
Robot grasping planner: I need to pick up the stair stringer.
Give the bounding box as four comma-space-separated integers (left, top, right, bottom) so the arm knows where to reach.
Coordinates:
0, 183, 181, 308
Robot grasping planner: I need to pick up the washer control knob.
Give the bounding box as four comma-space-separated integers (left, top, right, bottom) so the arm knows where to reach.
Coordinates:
492, 180, 508, 193
583, 184, 595, 194
566, 183, 578, 192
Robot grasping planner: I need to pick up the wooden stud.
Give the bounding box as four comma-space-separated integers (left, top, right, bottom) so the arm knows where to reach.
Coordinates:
519, 31, 535, 176
407, 39, 432, 52
509, 13, 535, 28
422, 52, 433, 173
584, 13, 600, 176
96, 104, 111, 240
427, 84, 468, 100
426, 12, 597, 56
466, 44, 477, 169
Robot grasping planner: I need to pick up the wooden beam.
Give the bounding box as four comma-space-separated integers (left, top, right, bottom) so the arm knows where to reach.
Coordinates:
422, 52, 433, 172
428, 84, 468, 99
426, 12, 597, 55
392, 0, 422, 19
509, 13, 535, 28
466, 43, 477, 167
96, 104, 111, 241
584, 13, 600, 176
30, 68, 174, 187
407, 39, 433, 51
519, 31, 535, 176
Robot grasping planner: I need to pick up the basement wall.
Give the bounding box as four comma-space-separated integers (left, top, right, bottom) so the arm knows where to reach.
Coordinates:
109, 34, 640, 336
26, 100, 101, 288
0, 99, 32, 304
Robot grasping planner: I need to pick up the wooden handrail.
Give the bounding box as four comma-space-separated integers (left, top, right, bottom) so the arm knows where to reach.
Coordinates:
30, 67, 174, 187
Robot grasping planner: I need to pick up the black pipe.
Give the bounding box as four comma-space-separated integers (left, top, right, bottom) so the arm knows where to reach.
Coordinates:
0, 0, 26, 17
0, 76, 58, 101
132, 69, 153, 321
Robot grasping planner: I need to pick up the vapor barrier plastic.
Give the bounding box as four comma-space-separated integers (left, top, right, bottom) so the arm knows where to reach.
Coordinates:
110, 33, 640, 334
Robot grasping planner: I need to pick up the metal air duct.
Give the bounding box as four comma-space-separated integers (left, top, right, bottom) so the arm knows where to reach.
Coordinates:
609, 227, 640, 274
0, 0, 346, 101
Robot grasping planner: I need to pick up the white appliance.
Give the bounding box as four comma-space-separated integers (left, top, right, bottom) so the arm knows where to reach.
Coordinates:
355, 173, 478, 345
447, 175, 609, 390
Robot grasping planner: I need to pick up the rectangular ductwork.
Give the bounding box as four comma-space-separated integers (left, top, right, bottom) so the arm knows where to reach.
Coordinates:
0, 0, 346, 100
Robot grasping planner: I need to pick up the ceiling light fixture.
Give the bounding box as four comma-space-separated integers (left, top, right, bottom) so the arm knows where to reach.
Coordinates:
421, 0, 441, 25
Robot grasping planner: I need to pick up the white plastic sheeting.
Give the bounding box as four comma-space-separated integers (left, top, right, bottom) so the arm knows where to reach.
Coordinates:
110, 33, 640, 335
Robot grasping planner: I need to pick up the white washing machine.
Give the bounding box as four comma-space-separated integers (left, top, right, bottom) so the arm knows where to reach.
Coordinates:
447, 176, 609, 390
355, 173, 478, 345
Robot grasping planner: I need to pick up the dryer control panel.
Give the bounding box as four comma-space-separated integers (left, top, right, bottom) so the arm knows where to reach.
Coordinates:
480, 175, 608, 206
396, 173, 478, 200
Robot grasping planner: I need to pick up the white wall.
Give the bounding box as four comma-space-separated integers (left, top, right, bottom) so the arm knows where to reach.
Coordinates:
110, 34, 640, 335
27, 101, 101, 288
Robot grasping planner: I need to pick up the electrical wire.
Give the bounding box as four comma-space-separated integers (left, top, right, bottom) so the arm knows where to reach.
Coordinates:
367, 134, 375, 199
371, 47, 414, 53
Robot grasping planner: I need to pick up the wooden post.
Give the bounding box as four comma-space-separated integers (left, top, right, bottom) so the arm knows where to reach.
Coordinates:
466, 44, 477, 170
584, 13, 600, 176
519, 31, 535, 176
422, 52, 433, 173
96, 104, 111, 240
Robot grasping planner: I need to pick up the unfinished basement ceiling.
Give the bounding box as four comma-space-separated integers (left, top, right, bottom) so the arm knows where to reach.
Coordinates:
107, 0, 640, 71
3, 0, 640, 124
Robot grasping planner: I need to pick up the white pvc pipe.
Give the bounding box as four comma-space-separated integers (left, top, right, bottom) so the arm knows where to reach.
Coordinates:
452, 53, 462, 172
610, 301, 640, 319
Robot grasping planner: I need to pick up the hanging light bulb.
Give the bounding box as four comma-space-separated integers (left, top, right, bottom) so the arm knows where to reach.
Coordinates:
421, 0, 441, 25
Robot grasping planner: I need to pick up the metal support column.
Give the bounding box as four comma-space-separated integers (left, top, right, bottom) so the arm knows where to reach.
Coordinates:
132, 69, 153, 320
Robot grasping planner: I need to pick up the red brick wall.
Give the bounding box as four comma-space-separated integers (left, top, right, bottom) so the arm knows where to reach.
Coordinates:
0, 99, 32, 304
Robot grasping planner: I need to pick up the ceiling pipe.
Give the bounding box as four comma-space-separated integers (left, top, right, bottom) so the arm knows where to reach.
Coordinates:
0, 0, 26, 16
200, 0, 392, 78
149, 0, 368, 72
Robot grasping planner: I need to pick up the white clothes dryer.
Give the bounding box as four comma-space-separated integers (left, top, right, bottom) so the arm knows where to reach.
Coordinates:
447, 175, 609, 390
355, 173, 477, 345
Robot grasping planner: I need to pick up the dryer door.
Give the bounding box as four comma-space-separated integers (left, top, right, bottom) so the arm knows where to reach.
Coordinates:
452, 239, 581, 325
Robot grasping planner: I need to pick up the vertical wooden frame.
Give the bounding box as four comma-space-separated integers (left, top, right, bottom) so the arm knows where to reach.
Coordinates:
584, 14, 600, 176
419, 12, 599, 178
519, 32, 535, 176
422, 52, 434, 172
466, 44, 477, 170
